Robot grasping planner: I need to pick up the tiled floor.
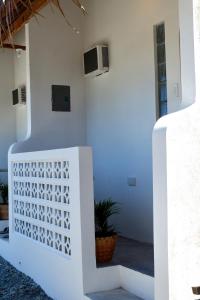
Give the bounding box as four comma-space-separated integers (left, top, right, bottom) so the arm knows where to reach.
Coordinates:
97, 236, 154, 277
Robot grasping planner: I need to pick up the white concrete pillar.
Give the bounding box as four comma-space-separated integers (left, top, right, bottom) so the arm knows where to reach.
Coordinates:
178, 0, 195, 107
193, 0, 200, 101
153, 1, 200, 300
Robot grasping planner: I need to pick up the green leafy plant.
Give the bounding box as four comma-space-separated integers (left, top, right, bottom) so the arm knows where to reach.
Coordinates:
0, 183, 8, 205
95, 198, 120, 238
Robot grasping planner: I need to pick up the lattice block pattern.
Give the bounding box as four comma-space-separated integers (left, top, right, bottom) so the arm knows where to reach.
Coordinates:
13, 161, 69, 179
14, 201, 71, 229
25, 222, 31, 238
12, 159, 71, 257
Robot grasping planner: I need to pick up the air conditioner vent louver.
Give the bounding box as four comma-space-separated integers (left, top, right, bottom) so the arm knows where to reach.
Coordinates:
20, 86, 26, 104
12, 86, 26, 106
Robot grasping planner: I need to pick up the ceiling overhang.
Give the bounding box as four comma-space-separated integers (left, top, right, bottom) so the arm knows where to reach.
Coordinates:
0, 0, 85, 45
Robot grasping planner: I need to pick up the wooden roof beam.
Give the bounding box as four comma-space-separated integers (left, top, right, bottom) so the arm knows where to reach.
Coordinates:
2, 0, 48, 43
1, 43, 26, 50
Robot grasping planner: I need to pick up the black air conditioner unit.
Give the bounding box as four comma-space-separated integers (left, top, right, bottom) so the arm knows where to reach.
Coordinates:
84, 45, 109, 77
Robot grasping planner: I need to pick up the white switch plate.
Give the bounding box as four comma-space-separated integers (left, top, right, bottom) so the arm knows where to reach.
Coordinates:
173, 82, 181, 98
127, 177, 136, 187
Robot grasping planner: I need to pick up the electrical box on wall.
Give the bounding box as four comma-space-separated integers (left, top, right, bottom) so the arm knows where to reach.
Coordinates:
83, 45, 109, 77
52, 85, 71, 112
12, 86, 26, 106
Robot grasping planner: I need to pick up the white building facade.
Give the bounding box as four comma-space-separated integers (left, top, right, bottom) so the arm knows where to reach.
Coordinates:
0, 0, 199, 299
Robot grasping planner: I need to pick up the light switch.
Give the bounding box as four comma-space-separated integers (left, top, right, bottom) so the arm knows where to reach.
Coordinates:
173, 83, 180, 98
127, 177, 136, 187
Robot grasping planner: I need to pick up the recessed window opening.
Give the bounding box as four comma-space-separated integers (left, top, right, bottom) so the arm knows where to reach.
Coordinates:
155, 23, 168, 118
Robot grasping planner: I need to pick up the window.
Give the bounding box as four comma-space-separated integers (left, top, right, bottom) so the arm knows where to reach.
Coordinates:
155, 23, 167, 118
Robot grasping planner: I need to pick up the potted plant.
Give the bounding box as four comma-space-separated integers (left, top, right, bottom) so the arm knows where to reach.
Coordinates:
95, 198, 120, 263
0, 184, 8, 220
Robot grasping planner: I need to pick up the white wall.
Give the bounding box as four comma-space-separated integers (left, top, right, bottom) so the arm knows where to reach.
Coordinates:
84, 0, 181, 243
2, 146, 152, 300
10, 0, 181, 243
0, 29, 27, 183
14, 29, 28, 141
5, 147, 96, 300
0, 49, 16, 175
13, 0, 86, 153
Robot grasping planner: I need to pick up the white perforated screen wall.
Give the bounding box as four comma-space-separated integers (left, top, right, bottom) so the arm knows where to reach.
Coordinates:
12, 160, 71, 257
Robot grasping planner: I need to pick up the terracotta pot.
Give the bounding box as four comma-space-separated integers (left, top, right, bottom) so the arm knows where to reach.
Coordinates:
0, 204, 8, 220
96, 234, 117, 263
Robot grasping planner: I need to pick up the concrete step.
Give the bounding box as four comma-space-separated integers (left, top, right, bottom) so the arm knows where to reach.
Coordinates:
87, 288, 143, 300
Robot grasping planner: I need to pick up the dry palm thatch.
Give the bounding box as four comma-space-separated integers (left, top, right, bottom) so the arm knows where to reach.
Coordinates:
0, 0, 86, 46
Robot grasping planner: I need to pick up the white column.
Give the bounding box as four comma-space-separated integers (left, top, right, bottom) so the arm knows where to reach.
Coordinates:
153, 1, 200, 300
178, 0, 195, 107
193, 0, 200, 101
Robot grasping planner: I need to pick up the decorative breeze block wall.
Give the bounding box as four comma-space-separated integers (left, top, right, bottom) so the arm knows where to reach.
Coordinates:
12, 160, 71, 257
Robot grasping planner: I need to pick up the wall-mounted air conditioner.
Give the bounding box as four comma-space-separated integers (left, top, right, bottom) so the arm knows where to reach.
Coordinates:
12, 86, 26, 106
83, 45, 109, 77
